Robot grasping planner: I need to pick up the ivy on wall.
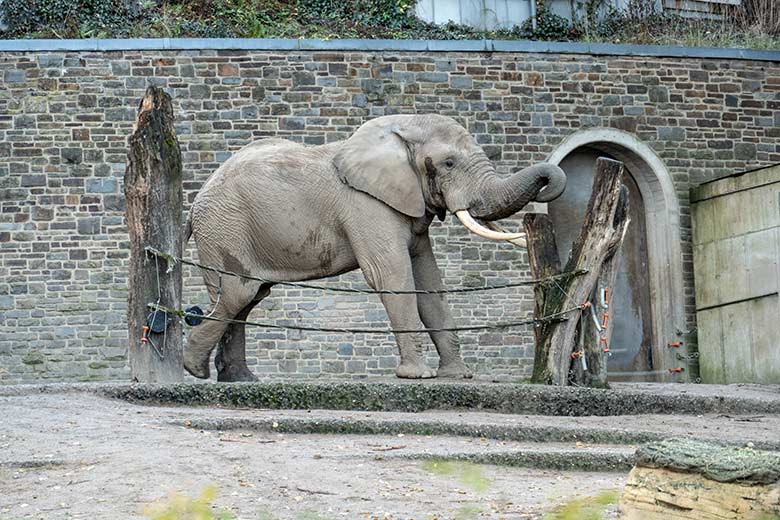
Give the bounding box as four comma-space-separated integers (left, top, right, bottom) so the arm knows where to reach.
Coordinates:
1, 0, 776, 49
2, 0, 135, 38
0, 0, 560, 40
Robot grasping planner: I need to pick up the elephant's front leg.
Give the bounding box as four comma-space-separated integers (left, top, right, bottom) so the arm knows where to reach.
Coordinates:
358, 251, 436, 379
381, 292, 436, 379
411, 235, 473, 379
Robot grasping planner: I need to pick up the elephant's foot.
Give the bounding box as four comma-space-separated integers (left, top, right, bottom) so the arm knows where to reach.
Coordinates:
395, 362, 437, 379
436, 360, 473, 379
217, 365, 258, 382
214, 340, 257, 382
183, 351, 210, 379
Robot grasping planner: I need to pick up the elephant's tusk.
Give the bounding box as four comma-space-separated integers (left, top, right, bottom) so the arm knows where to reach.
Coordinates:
483, 221, 528, 248
455, 210, 525, 242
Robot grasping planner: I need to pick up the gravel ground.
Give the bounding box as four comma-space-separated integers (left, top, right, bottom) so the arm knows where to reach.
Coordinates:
1, 383, 777, 520
0, 393, 626, 520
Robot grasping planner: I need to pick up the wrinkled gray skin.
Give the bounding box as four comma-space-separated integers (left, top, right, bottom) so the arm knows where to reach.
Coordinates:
185, 114, 566, 381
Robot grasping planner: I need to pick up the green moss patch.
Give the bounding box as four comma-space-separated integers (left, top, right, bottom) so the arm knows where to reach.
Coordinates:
542, 489, 620, 520
421, 459, 491, 492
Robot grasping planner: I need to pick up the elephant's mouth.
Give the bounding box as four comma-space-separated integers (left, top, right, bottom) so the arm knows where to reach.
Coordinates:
454, 210, 527, 247
423, 158, 448, 220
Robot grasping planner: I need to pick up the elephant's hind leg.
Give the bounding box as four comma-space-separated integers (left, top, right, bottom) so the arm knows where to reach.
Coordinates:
184, 277, 262, 380
215, 284, 272, 382
183, 309, 229, 379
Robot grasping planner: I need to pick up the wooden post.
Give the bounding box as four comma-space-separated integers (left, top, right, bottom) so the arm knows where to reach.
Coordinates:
524, 214, 562, 385
525, 157, 630, 386
124, 86, 183, 383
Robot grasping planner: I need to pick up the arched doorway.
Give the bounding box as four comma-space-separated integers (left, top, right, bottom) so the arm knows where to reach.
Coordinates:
546, 129, 686, 381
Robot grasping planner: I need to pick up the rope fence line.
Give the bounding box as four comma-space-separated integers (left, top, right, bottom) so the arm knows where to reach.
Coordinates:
144, 246, 587, 295
148, 302, 584, 335
144, 244, 587, 336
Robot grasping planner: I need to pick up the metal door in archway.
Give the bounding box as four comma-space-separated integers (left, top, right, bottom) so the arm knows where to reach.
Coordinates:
547, 128, 688, 381
548, 147, 655, 379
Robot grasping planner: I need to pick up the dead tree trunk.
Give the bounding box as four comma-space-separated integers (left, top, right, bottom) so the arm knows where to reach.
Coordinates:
525, 214, 563, 385
525, 157, 630, 387
124, 86, 183, 383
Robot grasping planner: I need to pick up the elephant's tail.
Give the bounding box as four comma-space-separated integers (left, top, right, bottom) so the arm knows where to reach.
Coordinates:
183, 211, 193, 244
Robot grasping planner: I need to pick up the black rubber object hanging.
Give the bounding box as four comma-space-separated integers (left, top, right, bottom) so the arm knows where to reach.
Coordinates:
184, 306, 204, 327
145, 311, 168, 334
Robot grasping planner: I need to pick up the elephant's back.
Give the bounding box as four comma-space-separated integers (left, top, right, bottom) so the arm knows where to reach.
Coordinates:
239, 137, 302, 156
225, 138, 308, 177
196, 138, 334, 198
189, 137, 353, 279
222, 138, 335, 183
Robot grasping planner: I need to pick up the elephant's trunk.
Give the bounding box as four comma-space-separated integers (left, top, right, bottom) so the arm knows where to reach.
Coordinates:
468, 163, 567, 221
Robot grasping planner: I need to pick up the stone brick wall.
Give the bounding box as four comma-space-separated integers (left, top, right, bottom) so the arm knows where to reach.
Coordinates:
1, 44, 777, 384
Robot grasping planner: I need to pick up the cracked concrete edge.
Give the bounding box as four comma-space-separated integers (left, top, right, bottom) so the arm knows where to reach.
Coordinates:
398, 450, 636, 473
173, 416, 780, 452
176, 416, 661, 445
2, 381, 779, 416
101, 382, 780, 417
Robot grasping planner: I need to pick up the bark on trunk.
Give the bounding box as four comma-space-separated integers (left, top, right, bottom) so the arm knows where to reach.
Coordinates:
525, 157, 630, 386
524, 214, 562, 385
125, 86, 183, 383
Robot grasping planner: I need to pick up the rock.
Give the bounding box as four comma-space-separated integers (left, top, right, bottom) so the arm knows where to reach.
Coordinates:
619, 439, 780, 519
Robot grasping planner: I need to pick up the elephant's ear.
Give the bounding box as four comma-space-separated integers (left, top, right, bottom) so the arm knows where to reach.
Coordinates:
334, 121, 426, 218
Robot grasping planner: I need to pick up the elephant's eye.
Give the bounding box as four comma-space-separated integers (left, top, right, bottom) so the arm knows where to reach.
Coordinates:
444, 159, 455, 169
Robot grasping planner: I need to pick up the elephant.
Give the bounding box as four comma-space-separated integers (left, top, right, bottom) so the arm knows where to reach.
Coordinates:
183, 114, 566, 382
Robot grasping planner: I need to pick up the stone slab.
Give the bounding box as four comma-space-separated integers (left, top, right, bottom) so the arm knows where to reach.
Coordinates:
635, 439, 780, 484
620, 466, 780, 519
621, 439, 780, 518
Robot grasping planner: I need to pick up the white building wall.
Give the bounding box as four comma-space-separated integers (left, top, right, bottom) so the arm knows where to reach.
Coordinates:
416, 0, 733, 27
415, 0, 533, 30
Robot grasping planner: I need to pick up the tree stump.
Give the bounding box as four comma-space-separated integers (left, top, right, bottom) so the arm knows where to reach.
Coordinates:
620, 439, 780, 519
124, 86, 183, 383
525, 157, 630, 386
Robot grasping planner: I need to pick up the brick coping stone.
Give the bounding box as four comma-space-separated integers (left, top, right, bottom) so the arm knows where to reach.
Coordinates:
0, 38, 778, 62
